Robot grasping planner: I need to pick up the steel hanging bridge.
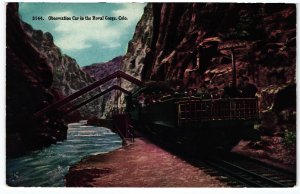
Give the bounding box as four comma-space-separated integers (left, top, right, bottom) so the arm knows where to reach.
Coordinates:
34, 70, 144, 117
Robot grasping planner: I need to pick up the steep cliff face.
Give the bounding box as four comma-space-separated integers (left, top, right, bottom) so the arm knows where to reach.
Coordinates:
82, 56, 122, 87
6, 3, 102, 157
135, 3, 296, 85
97, 4, 154, 117
6, 3, 67, 156
122, 4, 154, 80
21, 22, 101, 117
121, 3, 296, 132
82, 56, 123, 116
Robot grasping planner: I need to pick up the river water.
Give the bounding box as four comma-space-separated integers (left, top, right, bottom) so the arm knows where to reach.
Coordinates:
6, 122, 122, 187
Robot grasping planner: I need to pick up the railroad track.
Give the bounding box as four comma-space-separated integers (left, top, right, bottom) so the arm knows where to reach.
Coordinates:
138, 129, 296, 187
194, 153, 296, 187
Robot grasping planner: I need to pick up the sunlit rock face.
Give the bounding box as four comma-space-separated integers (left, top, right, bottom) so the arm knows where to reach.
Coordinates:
116, 3, 296, 133
82, 56, 123, 116
21, 21, 101, 118
96, 4, 154, 117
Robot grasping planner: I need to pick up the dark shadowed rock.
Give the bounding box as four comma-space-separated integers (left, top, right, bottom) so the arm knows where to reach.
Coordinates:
120, 3, 296, 134
6, 3, 66, 157
6, 3, 101, 157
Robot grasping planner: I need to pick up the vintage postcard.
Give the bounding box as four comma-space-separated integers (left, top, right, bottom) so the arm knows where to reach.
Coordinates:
4, 1, 297, 190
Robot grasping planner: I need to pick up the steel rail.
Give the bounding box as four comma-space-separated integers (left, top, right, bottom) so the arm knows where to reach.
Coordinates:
203, 159, 290, 187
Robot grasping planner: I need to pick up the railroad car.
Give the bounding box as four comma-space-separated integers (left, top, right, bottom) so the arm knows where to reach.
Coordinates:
126, 86, 260, 155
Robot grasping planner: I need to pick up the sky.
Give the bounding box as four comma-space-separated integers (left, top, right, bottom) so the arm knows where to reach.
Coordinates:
19, 3, 146, 66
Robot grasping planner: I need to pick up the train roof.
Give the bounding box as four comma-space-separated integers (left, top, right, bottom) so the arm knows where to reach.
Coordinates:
132, 81, 174, 97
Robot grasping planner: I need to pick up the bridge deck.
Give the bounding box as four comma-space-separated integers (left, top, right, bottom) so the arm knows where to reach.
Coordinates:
34, 71, 143, 117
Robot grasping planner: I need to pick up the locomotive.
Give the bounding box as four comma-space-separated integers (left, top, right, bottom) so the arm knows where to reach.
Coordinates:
125, 83, 260, 155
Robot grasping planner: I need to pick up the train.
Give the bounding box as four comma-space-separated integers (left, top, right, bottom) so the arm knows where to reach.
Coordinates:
125, 83, 260, 155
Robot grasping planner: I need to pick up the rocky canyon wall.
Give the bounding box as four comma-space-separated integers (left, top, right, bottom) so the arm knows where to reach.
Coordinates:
101, 4, 154, 117
21, 21, 102, 118
118, 3, 296, 134
6, 3, 101, 157
82, 56, 123, 117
